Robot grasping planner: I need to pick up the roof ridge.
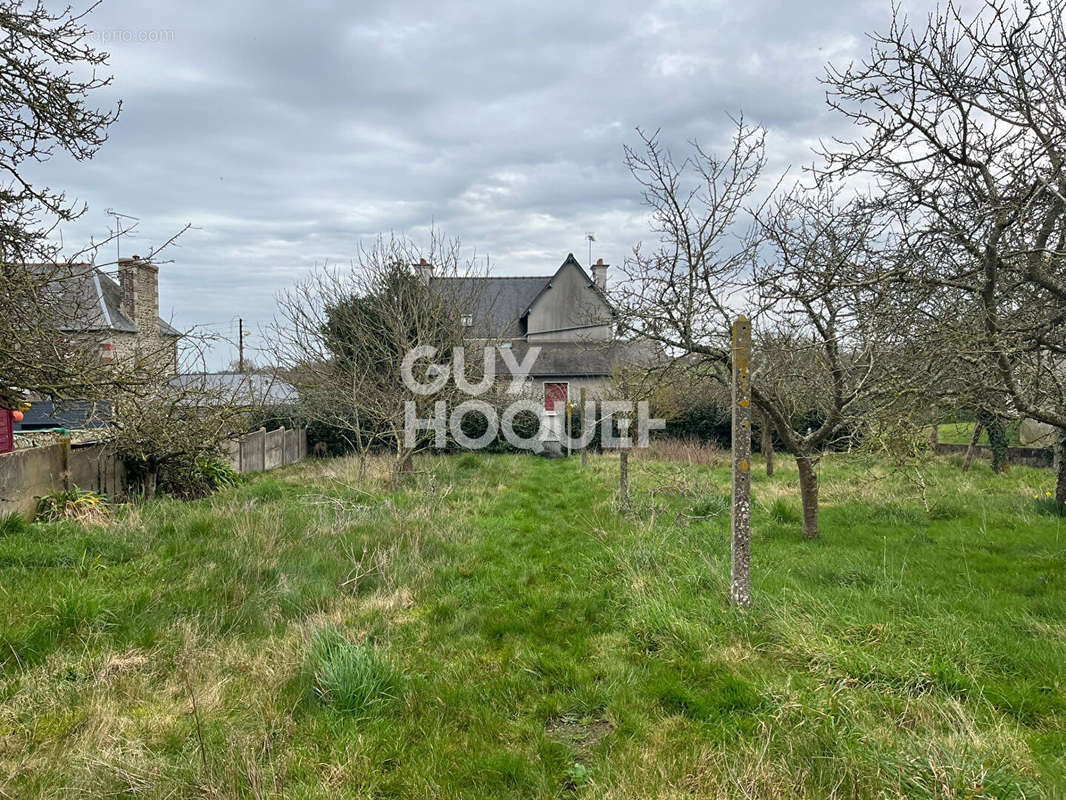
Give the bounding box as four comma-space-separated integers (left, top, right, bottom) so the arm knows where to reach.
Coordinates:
431, 275, 554, 280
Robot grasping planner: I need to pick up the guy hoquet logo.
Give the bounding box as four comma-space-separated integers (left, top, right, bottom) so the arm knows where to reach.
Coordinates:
400, 345, 664, 450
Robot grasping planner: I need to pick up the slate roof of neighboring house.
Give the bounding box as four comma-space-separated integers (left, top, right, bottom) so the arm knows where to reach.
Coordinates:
428, 254, 613, 339
15, 399, 112, 431
494, 340, 661, 378
170, 372, 299, 406
28, 263, 180, 336
429, 275, 553, 338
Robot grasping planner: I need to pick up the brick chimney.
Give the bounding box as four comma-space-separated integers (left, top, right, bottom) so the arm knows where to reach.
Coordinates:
592, 258, 608, 291
118, 255, 160, 336
415, 257, 434, 282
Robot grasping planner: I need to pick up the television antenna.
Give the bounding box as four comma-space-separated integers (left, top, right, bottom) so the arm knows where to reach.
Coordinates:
104, 208, 140, 264
585, 232, 595, 266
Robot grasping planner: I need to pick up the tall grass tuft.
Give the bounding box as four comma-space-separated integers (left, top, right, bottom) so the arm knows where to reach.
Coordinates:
35, 487, 110, 523
305, 627, 401, 713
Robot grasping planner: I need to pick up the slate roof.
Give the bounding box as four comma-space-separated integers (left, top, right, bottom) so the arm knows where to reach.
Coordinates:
171, 372, 299, 406
428, 253, 613, 339
28, 263, 180, 336
429, 275, 552, 339
494, 340, 661, 378
15, 399, 112, 431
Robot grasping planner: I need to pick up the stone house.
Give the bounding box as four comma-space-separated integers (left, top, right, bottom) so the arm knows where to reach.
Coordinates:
16, 256, 180, 431
429, 253, 655, 440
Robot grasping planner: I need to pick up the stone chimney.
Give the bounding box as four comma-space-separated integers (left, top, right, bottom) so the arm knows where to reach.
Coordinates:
118, 255, 160, 336
591, 258, 608, 291
415, 257, 434, 282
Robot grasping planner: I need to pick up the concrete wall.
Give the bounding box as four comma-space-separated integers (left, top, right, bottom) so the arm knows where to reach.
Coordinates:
0, 441, 126, 518
2, 427, 306, 518
934, 442, 1053, 468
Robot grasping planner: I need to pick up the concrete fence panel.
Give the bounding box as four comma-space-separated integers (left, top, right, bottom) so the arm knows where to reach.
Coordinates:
1, 427, 306, 515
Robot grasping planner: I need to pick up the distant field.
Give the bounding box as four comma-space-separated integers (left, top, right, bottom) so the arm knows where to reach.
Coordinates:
2, 451, 1064, 798
936, 420, 1023, 446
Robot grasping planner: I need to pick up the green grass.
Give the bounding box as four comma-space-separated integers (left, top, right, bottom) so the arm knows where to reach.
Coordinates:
936, 420, 1022, 446
1, 451, 1064, 798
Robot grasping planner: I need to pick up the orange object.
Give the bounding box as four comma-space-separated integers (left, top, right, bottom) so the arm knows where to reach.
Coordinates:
12, 410, 23, 423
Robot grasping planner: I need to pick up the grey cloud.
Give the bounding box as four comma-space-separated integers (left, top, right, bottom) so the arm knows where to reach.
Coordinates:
28, 0, 945, 366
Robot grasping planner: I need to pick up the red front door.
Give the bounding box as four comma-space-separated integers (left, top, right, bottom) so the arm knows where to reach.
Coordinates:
544, 383, 568, 413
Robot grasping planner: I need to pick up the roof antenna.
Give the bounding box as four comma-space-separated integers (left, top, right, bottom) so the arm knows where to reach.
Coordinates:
585, 232, 595, 267
104, 208, 139, 265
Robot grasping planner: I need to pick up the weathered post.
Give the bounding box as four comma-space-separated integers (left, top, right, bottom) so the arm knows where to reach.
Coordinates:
731, 316, 752, 607
579, 388, 588, 467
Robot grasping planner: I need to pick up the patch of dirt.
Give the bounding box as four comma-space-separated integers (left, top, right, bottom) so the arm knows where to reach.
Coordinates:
545, 713, 613, 760
95, 652, 150, 682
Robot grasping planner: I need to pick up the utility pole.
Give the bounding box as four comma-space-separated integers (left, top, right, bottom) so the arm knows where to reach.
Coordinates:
238, 318, 245, 372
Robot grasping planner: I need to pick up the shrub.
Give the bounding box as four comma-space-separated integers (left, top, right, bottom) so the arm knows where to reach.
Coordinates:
306, 628, 401, 713
0, 512, 29, 536
156, 457, 240, 500
36, 487, 110, 523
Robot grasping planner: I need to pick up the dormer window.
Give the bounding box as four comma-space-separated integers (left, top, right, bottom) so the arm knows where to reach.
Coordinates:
461, 314, 473, 327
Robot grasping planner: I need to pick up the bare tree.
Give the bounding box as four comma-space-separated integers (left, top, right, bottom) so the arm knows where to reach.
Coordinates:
1, 2, 190, 401
107, 337, 250, 498
616, 123, 897, 538
822, 0, 1066, 503
273, 233, 484, 485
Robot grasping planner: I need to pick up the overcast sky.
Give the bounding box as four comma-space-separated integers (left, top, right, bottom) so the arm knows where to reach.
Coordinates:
32, 0, 940, 367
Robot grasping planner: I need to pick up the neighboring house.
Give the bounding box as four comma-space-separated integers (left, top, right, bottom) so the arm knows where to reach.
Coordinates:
15, 256, 180, 432
430, 253, 656, 440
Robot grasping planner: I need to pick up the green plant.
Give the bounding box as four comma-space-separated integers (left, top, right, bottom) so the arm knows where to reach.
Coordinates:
305, 628, 401, 713
157, 456, 240, 500
0, 512, 29, 536
1032, 490, 1065, 516
564, 762, 589, 788
35, 487, 110, 523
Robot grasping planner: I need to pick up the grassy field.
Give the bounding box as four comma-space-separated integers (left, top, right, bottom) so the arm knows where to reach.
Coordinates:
935, 422, 1023, 447
1, 449, 1065, 798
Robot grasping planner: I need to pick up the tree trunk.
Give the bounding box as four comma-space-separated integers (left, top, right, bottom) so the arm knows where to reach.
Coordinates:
986, 417, 1009, 474
929, 424, 939, 448
144, 468, 158, 500
962, 422, 983, 472
392, 447, 414, 489
795, 454, 819, 540
619, 447, 629, 503
761, 417, 774, 477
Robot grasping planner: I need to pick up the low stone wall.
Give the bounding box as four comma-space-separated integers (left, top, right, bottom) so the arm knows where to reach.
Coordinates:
934, 442, 1054, 468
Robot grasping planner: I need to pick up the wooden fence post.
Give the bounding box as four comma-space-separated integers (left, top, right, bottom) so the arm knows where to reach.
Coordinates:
731, 316, 752, 608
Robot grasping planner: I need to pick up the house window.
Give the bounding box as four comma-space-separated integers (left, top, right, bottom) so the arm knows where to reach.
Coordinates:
461, 314, 473, 327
